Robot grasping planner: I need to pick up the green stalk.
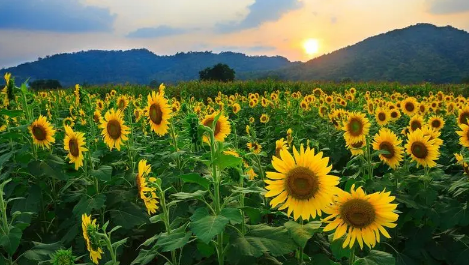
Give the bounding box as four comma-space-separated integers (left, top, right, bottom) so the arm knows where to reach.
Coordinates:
209, 130, 224, 265
157, 185, 178, 265
349, 246, 356, 265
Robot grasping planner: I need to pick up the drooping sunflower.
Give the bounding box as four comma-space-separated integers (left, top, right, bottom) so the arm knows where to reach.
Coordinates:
275, 138, 288, 158
323, 185, 398, 249
372, 128, 403, 169
201, 112, 231, 142
456, 124, 469, 148
405, 128, 440, 168
375, 108, 389, 126
136, 160, 159, 215
260, 114, 270, 124
458, 106, 469, 125
100, 109, 130, 151
454, 153, 469, 175
401, 97, 419, 116
81, 214, 103, 264
342, 112, 370, 144
265, 146, 340, 221
117, 95, 128, 110
146, 91, 172, 136
247, 142, 262, 154
29, 115, 56, 149
64, 126, 88, 170
428, 115, 444, 131
409, 115, 424, 132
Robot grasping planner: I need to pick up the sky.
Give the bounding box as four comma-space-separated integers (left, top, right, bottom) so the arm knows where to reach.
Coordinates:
0, 0, 469, 68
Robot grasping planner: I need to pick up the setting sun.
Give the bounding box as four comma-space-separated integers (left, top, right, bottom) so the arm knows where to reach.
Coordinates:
303, 39, 319, 55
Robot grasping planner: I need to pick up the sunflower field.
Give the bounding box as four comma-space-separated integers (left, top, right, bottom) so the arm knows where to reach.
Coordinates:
1, 73, 469, 265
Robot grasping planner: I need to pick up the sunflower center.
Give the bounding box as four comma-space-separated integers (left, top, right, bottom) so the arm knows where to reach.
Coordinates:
351, 141, 364, 148
285, 166, 319, 200
379, 141, 395, 159
203, 118, 221, 135
106, 120, 122, 140
68, 138, 80, 157
149, 104, 163, 125
431, 119, 441, 128
340, 198, 376, 228
410, 120, 421, 131
411, 141, 428, 159
118, 99, 125, 108
32, 125, 47, 141
348, 118, 363, 136
391, 111, 398, 118
460, 112, 469, 125
378, 112, 386, 121
405, 102, 415, 112
93, 114, 100, 123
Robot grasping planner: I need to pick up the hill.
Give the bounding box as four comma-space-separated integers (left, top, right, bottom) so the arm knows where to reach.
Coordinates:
277, 23, 469, 83
0, 50, 293, 86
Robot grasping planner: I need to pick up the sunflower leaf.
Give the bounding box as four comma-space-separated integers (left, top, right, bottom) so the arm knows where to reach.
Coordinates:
284, 220, 322, 248
190, 208, 229, 244
354, 250, 395, 265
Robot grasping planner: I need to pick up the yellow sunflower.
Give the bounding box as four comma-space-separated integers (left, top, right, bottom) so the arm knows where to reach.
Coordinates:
29, 115, 56, 149
346, 138, 366, 156
421, 125, 443, 147
375, 108, 390, 126
401, 97, 419, 116
117, 95, 128, 110
100, 109, 130, 151
63, 117, 75, 127
275, 138, 287, 158
372, 128, 403, 169
201, 112, 231, 142
93, 110, 102, 123
265, 145, 340, 221
247, 142, 262, 154
409, 115, 424, 132
454, 153, 469, 175
342, 112, 370, 144
64, 126, 88, 170
81, 214, 103, 264
389, 109, 401, 121
232, 103, 241, 114
0, 115, 8, 132
146, 91, 172, 136
428, 115, 444, 131
405, 128, 440, 168
96, 99, 104, 111
260, 114, 270, 124
323, 185, 398, 249
456, 124, 469, 148
458, 106, 469, 125
136, 160, 159, 215
249, 117, 255, 124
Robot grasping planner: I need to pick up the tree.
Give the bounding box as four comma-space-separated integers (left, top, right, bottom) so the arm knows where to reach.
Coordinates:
199, 63, 235, 82
29, 79, 62, 90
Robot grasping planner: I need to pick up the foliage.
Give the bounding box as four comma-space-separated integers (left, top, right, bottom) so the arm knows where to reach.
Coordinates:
199, 63, 236, 82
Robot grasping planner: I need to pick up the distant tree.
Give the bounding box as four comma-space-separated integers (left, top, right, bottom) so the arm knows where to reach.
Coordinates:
199, 63, 235, 82
149, 80, 160, 88
29, 79, 62, 90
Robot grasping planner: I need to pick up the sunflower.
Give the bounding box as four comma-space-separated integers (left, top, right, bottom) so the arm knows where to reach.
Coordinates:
201, 112, 231, 142
244, 162, 257, 180
275, 138, 287, 158
401, 97, 419, 116
81, 214, 103, 264
247, 142, 262, 154
421, 125, 443, 147
249, 117, 255, 124
29, 115, 56, 149
117, 95, 128, 110
134, 108, 143, 121
136, 160, 159, 215
323, 185, 398, 249
456, 124, 469, 148
265, 145, 340, 221
93, 110, 102, 123
409, 115, 424, 132
64, 126, 88, 170
346, 138, 366, 156
343, 112, 370, 144
96, 99, 104, 111
110, 89, 117, 97
146, 91, 172, 136
100, 109, 130, 151
389, 109, 401, 121
232, 103, 241, 114
260, 114, 270, 124
458, 106, 469, 125
0, 115, 8, 132
427, 115, 444, 131
375, 108, 389, 126
405, 128, 440, 168
418, 103, 428, 115
454, 153, 469, 175
63, 117, 75, 127
446, 102, 456, 115
372, 128, 403, 169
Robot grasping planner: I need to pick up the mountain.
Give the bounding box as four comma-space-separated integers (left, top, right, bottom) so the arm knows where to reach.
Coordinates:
0, 50, 293, 86
277, 23, 469, 83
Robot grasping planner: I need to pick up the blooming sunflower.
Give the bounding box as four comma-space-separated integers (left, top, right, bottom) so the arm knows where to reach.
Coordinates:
342, 112, 370, 144
455, 153, 469, 175
100, 109, 130, 151
401, 97, 419, 116
323, 185, 398, 249
96, 99, 104, 111
421, 125, 443, 147
201, 112, 231, 142
146, 91, 172, 136
409, 115, 424, 132
93, 110, 102, 123
136, 160, 159, 215
275, 138, 288, 158
389, 109, 401, 121
29, 115, 56, 149
249, 117, 255, 124
428, 115, 444, 131
405, 128, 440, 168
265, 146, 340, 221
456, 124, 469, 148
375, 108, 389, 126
81, 214, 103, 264
458, 106, 469, 125
117, 95, 128, 110
232, 103, 241, 114
64, 126, 88, 170
346, 138, 366, 156
260, 114, 270, 124
247, 142, 262, 154
372, 128, 403, 169
0, 115, 8, 132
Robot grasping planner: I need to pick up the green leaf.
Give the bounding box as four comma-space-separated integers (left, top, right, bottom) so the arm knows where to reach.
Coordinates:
0, 109, 23, 118
196, 242, 215, 258
190, 208, 229, 244
131, 248, 157, 265
230, 224, 297, 258
0, 152, 13, 170
156, 230, 192, 252
111, 238, 128, 249
109, 202, 149, 229
329, 234, 351, 260
180, 173, 210, 189
149, 214, 162, 224
241, 207, 262, 224
22, 241, 61, 262
354, 250, 395, 265
220, 208, 243, 224
72, 194, 106, 217
172, 190, 207, 200
215, 153, 242, 171
92, 165, 113, 181
284, 221, 322, 248
0, 227, 22, 255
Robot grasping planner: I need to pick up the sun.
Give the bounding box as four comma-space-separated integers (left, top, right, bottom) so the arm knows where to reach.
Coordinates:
303, 38, 319, 55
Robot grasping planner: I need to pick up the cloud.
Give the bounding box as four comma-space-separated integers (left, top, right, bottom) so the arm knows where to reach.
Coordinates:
217, 0, 303, 33
0, 0, 115, 32
427, 0, 469, 14
126, 26, 187, 39
331, 17, 337, 24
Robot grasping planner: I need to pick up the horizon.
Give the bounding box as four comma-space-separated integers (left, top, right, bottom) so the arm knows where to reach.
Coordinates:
1, 0, 469, 68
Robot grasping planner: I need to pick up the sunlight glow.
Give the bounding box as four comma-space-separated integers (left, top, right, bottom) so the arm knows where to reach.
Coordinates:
303, 39, 319, 55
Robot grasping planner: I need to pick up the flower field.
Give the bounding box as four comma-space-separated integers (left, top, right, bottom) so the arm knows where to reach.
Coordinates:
1, 74, 469, 265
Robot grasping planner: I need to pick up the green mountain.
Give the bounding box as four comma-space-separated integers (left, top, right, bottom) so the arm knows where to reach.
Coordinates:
277, 23, 469, 83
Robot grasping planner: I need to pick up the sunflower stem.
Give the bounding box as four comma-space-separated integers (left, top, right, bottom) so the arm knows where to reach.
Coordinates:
349, 246, 356, 265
